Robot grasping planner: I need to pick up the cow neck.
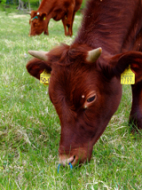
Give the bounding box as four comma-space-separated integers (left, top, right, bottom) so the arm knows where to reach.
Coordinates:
73, 0, 142, 56
38, 0, 53, 14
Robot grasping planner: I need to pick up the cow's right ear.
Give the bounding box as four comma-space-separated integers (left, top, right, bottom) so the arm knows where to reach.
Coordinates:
38, 12, 47, 20
30, 10, 37, 17
26, 58, 51, 80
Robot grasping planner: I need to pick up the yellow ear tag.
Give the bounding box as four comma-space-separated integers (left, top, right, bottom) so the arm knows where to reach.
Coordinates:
43, 17, 46, 20
121, 65, 135, 85
40, 70, 50, 85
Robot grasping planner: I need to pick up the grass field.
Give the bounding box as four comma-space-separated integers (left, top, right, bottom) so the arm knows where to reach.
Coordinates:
0, 10, 142, 190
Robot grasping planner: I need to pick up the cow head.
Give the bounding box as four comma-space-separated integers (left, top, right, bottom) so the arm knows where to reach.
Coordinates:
26, 44, 142, 166
29, 10, 47, 36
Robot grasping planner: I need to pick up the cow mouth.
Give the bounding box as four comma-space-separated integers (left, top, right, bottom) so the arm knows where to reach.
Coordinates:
59, 146, 92, 166
59, 155, 77, 166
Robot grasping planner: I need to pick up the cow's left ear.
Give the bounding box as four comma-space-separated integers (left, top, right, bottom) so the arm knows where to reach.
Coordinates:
26, 58, 51, 80
108, 51, 142, 83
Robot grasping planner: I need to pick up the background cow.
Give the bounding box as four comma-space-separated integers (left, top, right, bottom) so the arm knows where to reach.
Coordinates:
26, 0, 142, 166
29, 0, 82, 36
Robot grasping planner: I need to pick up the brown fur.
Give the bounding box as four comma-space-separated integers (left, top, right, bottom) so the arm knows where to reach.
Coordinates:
29, 0, 82, 36
27, 0, 142, 165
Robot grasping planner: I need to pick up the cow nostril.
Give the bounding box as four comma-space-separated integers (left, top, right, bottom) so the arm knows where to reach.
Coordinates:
59, 155, 78, 166
70, 155, 76, 164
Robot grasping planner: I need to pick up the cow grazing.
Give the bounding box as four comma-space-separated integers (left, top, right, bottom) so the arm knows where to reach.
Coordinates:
26, 0, 142, 166
29, 0, 82, 36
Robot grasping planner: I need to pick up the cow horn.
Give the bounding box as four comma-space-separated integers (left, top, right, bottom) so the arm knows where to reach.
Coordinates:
28, 50, 48, 61
86, 47, 102, 63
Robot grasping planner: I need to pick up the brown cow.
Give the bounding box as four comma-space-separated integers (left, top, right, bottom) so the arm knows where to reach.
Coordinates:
29, 0, 82, 36
26, 0, 142, 166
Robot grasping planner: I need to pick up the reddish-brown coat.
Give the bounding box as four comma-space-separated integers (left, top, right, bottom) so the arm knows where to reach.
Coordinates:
29, 0, 82, 36
27, 0, 142, 165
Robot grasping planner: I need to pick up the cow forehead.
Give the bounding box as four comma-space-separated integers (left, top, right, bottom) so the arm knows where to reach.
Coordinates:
48, 45, 107, 101
49, 63, 103, 104
51, 62, 98, 85
47, 44, 93, 66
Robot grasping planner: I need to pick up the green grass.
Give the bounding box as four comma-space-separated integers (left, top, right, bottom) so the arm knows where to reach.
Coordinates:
0, 11, 142, 190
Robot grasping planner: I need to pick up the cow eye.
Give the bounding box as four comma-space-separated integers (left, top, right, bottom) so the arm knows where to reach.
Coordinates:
83, 91, 96, 109
87, 95, 96, 103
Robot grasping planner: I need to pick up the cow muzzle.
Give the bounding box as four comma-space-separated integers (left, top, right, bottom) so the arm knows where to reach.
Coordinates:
59, 155, 78, 166
59, 147, 93, 166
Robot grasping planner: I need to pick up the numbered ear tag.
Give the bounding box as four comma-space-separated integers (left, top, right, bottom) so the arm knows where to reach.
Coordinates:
40, 70, 50, 85
43, 17, 46, 20
121, 66, 135, 85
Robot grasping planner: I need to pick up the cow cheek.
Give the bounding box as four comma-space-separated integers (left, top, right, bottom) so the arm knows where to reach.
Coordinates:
95, 88, 122, 143
30, 22, 44, 35
37, 21, 46, 34
85, 83, 122, 145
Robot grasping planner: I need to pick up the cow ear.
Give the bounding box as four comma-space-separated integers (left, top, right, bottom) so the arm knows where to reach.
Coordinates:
39, 12, 47, 20
30, 10, 37, 16
26, 58, 51, 80
108, 51, 142, 83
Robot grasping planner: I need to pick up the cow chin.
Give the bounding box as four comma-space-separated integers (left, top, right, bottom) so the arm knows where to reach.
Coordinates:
30, 26, 44, 36
59, 146, 93, 166
30, 30, 43, 36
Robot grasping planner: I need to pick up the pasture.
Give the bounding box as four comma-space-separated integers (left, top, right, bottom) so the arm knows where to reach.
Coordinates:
0, 10, 142, 190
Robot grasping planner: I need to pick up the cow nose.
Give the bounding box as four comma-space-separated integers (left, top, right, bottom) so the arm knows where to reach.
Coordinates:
59, 155, 78, 166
